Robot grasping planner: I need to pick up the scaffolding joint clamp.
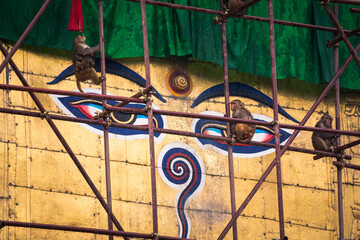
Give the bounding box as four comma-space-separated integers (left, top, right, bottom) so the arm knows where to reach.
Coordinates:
151, 233, 160, 238
145, 105, 152, 111
144, 96, 153, 102
271, 120, 280, 126
105, 117, 112, 129
337, 158, 346, 169
94, 111, 101, 120
139, 87, 146, 96
40, 111, 48, 120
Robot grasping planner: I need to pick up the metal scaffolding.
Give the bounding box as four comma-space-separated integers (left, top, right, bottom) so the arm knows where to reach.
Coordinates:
0, 0, 359, 239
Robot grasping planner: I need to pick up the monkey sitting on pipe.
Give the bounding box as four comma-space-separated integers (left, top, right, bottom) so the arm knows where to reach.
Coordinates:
230, 99, 256, 143
72, 35, 101, 92
312, 113, 338, 152
221, 0, 249, 15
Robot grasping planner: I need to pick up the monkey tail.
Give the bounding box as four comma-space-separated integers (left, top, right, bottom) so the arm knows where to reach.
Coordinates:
77, 79, 84, 93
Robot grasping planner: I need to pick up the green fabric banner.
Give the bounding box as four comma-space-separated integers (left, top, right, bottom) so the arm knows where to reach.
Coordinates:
0, 0, 359, 89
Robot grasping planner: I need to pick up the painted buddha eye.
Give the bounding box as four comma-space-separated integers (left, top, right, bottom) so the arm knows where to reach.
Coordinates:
191, 111, 293, 158
190, 82, 299, 158
50, 90, 167, 143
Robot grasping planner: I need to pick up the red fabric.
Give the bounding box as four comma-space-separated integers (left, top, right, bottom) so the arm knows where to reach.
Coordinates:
68, 0, 84, 32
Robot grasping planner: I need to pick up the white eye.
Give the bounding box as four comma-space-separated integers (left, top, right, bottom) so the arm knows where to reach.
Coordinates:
132, 115, 149, 126
251, 128, 275, 142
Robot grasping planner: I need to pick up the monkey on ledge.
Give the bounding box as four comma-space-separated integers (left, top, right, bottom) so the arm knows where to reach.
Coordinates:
72, 35, 101, 92
230, 99, 256, 143
312, 113, 338, 152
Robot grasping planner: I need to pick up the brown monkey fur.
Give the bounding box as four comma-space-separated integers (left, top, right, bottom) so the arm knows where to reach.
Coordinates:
72, 35, 101, 92
226, 0, 249, 15
230, 99, 256, 143
312, 114, 338, 152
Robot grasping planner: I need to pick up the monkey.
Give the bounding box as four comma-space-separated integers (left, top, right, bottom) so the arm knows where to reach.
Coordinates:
230, 99, 256, 143
216, 0, 248, 14
312, 114, 338, 152
226, 0, 249, 15
72, 35, 101, 92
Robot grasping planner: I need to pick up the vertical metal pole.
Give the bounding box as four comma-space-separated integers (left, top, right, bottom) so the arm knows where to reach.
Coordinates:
0, 0, 53, 74
268, 0, 285, 238
333, 4, 344, 240
98, 1, 114, 239
220, 1, 238, 239
140, 0, 159, 238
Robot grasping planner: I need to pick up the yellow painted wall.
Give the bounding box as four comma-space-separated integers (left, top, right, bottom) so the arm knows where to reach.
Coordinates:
0, 42, 359, 240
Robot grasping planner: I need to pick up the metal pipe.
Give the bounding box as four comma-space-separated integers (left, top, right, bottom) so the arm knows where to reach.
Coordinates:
335, 139, 360, 152
220, 0, 238, 237
126, 0, 225, 16
253, 140, 351, 160
97, 0, 114, 239
0, 107, 352, 160
0, 83, 145, 103
0, 221, 192, 240
0, 43, 129, 238
333, 162, 360, 171
268, 0, 285, 238
218, 41, 360, 240
140, 0, 159, 237
327, 27, 360, 48
315, 0, 360, 5
350, 8, 360, 13
0, 0, 53, 74
333, 4, 344, 239
105, 106, 360, 137
323, 4, 360, 68
126, 0, 359, 36
239, 15, 359, 35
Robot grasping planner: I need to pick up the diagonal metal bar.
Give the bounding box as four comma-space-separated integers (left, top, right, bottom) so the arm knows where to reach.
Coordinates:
335, 139, 360, 153
0, 43, 130, 240
217, 42, 360, 240
327, 27, 360, 48
323, 4, 360, 68
278, 42, 360, 157
0, 0, 52, 74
